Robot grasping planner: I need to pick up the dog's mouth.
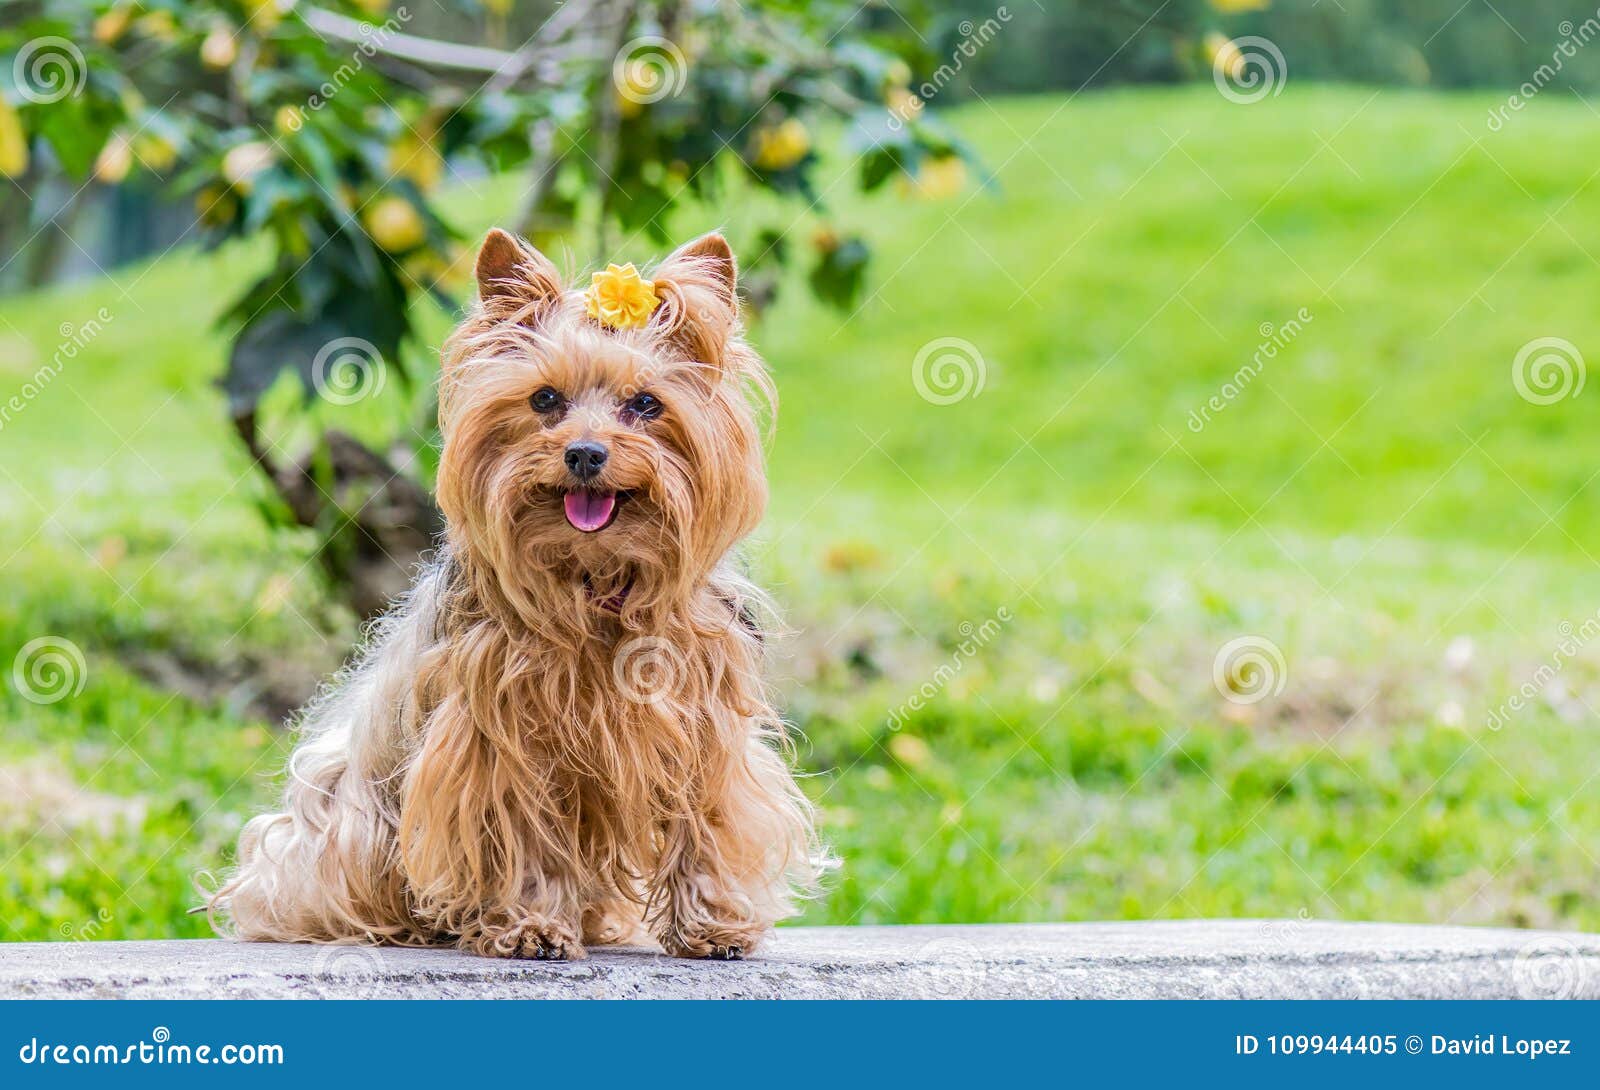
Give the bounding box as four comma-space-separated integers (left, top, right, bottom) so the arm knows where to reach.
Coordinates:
562, 489, 625, 533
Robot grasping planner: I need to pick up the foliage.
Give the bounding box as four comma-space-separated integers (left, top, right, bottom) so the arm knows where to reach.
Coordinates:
2, 0, 976, 603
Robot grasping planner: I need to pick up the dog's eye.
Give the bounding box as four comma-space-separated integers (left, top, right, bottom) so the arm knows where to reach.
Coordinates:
530, 386, 564, 414
623, 392, 663, 421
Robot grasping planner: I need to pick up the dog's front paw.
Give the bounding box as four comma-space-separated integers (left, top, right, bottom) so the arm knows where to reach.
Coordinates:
661, 925, 764, 960
478, 920, 585, 961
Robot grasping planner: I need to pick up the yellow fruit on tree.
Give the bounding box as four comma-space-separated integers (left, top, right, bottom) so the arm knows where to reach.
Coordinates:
364, 196, 426, 253
886, 85, 923, 123
0, 97, 28, 178
196, 183, 238, 227
351, 0, 390, 14
222, 141, 274, 193
136, 10, 179, 41
274, 105, 304, 136
243, 0, 287, 31
751, 118, 810, 172
1209, 0, 1270, 12
133, 133, 178, 173
885, 58, 912, 89
386, 131, 444, 192
94, 133, 134, 184
1204, 32, 1245, 81
900, 155, 967, 200
201, 24, 239, 70
93, 6, 133, 44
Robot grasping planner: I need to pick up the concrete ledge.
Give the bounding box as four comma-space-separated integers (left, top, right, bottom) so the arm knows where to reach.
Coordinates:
3, 922, 1598, 999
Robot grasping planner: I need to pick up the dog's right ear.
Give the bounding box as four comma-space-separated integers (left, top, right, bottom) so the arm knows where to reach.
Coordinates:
474, 228, 563, 314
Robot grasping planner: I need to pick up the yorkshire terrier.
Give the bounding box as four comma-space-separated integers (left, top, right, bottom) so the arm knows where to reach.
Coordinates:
209, 230, 818, 960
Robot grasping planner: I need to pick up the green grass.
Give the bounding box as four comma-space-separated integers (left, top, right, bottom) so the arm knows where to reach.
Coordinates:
4, 85, 1600, 941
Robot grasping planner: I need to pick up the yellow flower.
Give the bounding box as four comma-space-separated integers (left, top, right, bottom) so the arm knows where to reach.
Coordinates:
585, 263, 660, 329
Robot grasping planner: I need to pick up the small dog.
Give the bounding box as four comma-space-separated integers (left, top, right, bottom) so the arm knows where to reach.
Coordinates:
210, 230, 818, 959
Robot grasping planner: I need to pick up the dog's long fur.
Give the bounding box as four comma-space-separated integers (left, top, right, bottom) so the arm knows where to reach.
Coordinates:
209, 231, 819, 959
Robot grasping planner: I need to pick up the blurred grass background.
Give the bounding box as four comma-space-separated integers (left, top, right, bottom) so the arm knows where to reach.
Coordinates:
4, 87, 1600, 938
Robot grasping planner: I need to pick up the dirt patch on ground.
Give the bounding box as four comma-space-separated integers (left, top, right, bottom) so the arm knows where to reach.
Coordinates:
0, 759, 147, 837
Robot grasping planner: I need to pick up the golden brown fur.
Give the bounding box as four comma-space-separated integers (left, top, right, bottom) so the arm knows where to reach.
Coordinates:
208, 230, 819, 959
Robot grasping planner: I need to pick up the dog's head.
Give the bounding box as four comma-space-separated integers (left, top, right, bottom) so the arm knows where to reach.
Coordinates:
437, 229, 770, 604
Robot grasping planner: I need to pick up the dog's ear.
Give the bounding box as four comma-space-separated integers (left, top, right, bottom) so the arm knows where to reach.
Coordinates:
474, 228, 563, 315
649, 232, 741, 366
659, 232, 736, 307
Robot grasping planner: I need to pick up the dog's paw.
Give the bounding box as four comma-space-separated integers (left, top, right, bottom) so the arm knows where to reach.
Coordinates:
480, 921, 585, 961
661, 926, 763, 960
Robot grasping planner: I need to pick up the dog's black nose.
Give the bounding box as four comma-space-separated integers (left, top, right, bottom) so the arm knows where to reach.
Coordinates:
564, 440, 609, 481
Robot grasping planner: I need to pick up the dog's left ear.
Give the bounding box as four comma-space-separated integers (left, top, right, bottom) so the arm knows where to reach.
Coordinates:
650, 232, 740, 365
660, 232, 736, 306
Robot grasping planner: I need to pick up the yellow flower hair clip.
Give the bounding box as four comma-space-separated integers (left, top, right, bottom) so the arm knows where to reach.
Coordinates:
584, 263, 660, 330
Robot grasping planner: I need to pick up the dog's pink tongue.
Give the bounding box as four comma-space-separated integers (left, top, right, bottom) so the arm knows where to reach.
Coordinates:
563, 490, 616, 532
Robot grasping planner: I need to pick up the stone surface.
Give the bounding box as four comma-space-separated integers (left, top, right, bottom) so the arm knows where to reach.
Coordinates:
3, 921, 1598, 999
